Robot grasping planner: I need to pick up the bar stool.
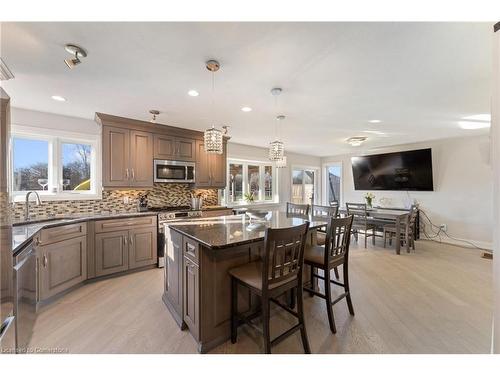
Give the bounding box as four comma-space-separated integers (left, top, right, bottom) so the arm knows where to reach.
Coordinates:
304, 215, 354, 333
228, 222, 311, 354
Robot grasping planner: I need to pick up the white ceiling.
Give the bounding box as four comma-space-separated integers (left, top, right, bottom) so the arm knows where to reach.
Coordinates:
0, 22, 492, 156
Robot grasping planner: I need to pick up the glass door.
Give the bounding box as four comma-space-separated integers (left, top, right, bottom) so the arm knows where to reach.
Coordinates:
324, 162, 342, 206
291, 168, 317, 205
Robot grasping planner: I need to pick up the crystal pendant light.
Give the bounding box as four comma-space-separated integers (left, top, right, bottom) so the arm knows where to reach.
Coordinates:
204, 59, 224, 154
276, 156, 287, 168
269, 88, 285, 161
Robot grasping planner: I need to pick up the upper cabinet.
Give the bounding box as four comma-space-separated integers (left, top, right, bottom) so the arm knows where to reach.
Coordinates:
195, 140, 227, 189
102, 126, 153, 188
154, 134, 196, 162
96, 113, 226, 189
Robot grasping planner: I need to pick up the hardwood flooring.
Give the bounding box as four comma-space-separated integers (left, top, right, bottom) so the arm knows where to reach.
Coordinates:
28, 239, 493, 354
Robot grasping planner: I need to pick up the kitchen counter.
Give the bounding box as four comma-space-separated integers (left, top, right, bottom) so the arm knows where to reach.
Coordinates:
168, 210, 329, 249
11, 211, 158, 255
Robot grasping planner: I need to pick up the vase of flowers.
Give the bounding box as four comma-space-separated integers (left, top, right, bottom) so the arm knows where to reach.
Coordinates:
364, 192, 375, 208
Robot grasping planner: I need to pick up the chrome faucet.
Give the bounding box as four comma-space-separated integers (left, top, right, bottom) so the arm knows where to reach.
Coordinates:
25, 191, 42, 221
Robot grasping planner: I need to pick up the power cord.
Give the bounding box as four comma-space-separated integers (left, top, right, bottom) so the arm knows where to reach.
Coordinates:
418, 208, 490, 251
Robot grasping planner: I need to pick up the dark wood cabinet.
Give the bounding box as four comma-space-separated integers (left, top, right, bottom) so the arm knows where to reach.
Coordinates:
163, 228, 184, 327
102, 126, 153, 188
38, 235, 87, 301
195, 140, 227, 188
183, 256, 199, 340
128, 226, 157, 270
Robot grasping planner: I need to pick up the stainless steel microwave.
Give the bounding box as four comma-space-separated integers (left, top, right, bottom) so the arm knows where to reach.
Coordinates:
154, 160, 196, 183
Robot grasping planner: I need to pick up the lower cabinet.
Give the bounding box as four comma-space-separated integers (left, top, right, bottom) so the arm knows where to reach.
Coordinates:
164, 229, 183, 319
94, 221, 157, 277
95, 230, 129, 277
38, 235, 87, 301
183, 255, 199, 340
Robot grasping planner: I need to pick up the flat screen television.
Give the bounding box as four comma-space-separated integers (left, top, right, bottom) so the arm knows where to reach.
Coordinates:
351, 148, 433, 191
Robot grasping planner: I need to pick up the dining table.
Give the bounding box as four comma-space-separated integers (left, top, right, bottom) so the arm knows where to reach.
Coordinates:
338, 207, 410, 254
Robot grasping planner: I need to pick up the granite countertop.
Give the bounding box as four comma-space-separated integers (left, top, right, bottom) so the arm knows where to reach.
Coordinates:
200, 206, 230, 211
11, 211, 158, 255
168, 210, 329, 249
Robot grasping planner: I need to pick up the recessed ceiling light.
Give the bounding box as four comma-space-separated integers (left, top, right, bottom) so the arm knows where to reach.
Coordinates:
241, 106, 252, 112
64, 44, 87, 69
362, 130, 385, 135
188, 90, 199, 97
346, 136, 367, 147
368, 119, 382, 123
51, 95, 66, 102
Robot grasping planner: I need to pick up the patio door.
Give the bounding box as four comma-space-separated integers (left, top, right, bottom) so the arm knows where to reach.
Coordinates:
291, 168, 318, 205
323, 162, 342, 206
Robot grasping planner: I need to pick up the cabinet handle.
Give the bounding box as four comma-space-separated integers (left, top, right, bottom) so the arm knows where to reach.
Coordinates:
125, 168, 130, 180
123, 237, 127, 246
43, 254, 48, 268
34, 237, 41, 247
129, 236, 133, 246
131, 168, 135, 180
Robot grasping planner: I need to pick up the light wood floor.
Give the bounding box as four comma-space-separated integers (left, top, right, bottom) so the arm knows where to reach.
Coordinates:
29, 239, 493, 354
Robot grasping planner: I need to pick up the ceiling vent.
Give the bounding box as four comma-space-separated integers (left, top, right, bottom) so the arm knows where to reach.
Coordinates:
0, 58, 14, 81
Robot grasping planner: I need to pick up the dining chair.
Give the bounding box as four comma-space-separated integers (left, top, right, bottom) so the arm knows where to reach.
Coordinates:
303, 215, 355, 333
346, 202, 376, 248
228, 222, 311, 354
311, 204, 338, 246
383, 205, 418, 251
286, 202, 310, 216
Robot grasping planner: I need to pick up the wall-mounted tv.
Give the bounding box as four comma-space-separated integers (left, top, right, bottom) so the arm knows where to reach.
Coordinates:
351, 148, 433, 191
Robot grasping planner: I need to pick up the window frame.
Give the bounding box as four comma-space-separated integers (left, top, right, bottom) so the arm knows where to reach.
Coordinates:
225, 158, 279, 206
290, 165, 320, 205
10, 125, 101, 202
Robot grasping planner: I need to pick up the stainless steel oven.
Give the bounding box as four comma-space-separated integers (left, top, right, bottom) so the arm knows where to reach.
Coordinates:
154, 160, 195, 183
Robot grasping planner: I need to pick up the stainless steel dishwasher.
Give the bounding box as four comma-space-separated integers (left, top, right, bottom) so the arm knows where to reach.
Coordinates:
14, 240, 37, 353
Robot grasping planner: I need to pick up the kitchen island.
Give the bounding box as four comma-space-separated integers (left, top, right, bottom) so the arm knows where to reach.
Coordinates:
163, 211, 328, 353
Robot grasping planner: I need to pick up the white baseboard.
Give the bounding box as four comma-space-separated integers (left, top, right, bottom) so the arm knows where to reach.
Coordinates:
420, 237, 493, 251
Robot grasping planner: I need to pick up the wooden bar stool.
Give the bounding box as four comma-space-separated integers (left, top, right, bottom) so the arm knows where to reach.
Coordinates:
229, 222, 311, 354
304, 215, 354, 333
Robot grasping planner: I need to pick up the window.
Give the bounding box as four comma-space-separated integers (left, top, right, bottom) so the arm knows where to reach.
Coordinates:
226, 159, 277, 205
292, 167, 317, 205
10, 126, 100, 200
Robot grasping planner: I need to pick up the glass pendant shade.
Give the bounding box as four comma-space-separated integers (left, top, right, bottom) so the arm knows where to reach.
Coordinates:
204, 125, 223, 154
276, 156, 287, 168
269, 140, 285, 161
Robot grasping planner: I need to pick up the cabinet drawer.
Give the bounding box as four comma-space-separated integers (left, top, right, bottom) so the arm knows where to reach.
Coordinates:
183, 236, 199, 264
94, 216, 157, 233
39, 222, 87, 246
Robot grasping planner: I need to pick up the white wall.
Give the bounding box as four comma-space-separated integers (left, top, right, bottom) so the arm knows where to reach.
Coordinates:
11, 107, 99, 134
321, 135, 493, 249
227, 142, 322, 210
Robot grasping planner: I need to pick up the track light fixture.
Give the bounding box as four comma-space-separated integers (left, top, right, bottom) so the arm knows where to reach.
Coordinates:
64, 44, 87, 69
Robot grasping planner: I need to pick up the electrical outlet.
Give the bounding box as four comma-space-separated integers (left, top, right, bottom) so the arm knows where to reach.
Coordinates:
439, 224, 447, 232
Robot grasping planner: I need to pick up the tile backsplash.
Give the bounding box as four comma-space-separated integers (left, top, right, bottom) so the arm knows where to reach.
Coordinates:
12, 184, 219, 220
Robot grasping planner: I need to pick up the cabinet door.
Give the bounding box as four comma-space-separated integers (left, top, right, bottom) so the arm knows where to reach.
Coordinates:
95, 231, 129, 277
165, 229, 183, 316
183, 256, 199, 340
128, 227, 157, 270
102, 126, 130, 187
194, 140, 211, 187
154, 134, 175, 159
130, 130, 153, 187
38, 236, 87, 301
175, 137, 196, 161
209, 147, 227, 188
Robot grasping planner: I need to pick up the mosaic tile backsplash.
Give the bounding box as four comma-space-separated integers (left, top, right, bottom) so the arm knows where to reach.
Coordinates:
11, 184, 219, 220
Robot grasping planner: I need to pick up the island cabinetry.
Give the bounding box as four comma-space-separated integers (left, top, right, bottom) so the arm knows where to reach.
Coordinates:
194, 140, 227, 188
201, 208, 233, 218
154, 134, 196, 161
183, 255, 199, 340
94, 216, 157, 277
162, 228, 184, 328
36, 223, 88, 302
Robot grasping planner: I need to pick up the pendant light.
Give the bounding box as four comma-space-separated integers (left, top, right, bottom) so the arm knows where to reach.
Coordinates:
269, 88, 285, 161
204, 59, 224, 154
276, 155, 287, 168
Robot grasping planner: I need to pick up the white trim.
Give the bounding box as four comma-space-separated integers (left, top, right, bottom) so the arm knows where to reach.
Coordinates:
420, 238, 492, 251
10, 124, 102, 201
